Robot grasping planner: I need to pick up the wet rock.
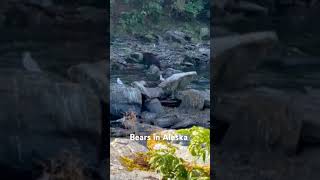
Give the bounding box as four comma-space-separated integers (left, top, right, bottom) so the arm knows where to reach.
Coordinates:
68, 61, 108, 103
162, 68, 183, 79
176, 89, 205, 110
110, 83, 142, 119
144, 98, 164, 114
159, 71, 197, 95
146, 65, 161, 76
213, 31, 278, 91
164, 30, 191, 44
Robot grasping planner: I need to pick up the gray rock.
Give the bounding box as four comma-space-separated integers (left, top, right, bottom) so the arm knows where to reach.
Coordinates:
152, 115, 181, 128
144, 98, 164, 114
132, 81, 164, 99
159, 71, 197, 95
176, 89, 205, 110
110, 83, 142, 119
162, 68, 183, 79
146, 65, 161, 76
164, 30, 191, 44
68, 61, 108, 103
145, 87, 164, 99
141, 112, 157, 124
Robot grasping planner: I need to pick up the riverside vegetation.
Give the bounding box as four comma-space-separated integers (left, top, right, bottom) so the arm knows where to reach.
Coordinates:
120, 125, 210, 180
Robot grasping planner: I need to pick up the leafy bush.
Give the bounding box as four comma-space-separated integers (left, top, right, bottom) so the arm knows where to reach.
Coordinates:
149, 149, 189, 179
111, 0, 209, 33
176, 126, 210, 162
119, 126, 210, 180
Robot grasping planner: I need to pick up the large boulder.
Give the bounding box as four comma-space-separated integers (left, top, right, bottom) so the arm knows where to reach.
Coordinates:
110, 83, 142, 119
159, 71, 197, 96
0, 69, 101, 169
213, 31, 278, 91
68, 61, 108, 103
176, 89, 206, 110
143, 98, 164, 115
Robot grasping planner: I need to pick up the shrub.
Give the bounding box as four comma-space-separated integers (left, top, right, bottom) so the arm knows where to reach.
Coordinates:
119, 126, 210, 180
110, 0, 209, 33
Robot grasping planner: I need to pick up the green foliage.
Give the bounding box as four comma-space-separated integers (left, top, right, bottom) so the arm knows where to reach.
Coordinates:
120, 126, 210, 180
176, 126, 210, 162
184, 0, 205, 17
171, 0, 205, 18
119, 10, 146, 33
149, 149, 189, 179
111, 0, 208, 34
188, 166, 210, 180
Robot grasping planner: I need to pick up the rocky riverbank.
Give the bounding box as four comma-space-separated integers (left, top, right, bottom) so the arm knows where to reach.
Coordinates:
109, 28, 211, 178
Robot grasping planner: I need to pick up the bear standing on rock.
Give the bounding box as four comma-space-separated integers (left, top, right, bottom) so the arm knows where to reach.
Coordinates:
142, 52, 161, 69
